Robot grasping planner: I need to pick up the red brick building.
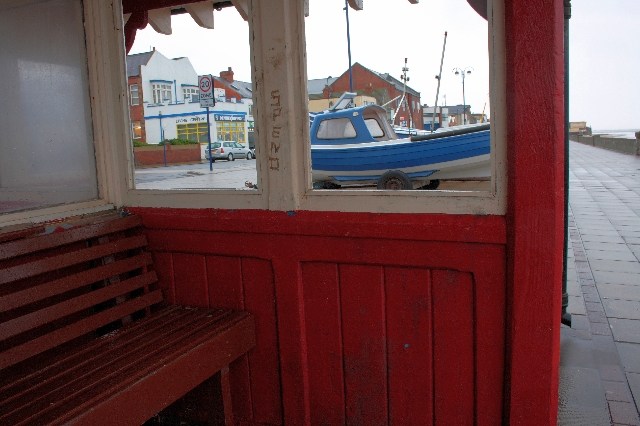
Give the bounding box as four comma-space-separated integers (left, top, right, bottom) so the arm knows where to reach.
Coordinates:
126, 52, 152, 142
325, 63, 421, 127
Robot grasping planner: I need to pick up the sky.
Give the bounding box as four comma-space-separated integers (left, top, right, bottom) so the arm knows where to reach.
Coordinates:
130, 0, 640, 131
570, 0, 640, 131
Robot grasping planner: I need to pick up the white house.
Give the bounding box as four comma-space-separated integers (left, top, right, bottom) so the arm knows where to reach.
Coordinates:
127, 50, 253, 156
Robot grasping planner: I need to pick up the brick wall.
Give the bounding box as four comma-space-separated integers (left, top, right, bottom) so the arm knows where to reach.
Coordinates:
133, 144, 201, 166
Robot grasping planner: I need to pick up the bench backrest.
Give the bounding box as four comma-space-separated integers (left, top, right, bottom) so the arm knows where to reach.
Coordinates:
0, 214, 161, 370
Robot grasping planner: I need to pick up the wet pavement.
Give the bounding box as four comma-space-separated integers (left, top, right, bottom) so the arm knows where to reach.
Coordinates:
133, 160, 491, 191
559, 141, 640, 425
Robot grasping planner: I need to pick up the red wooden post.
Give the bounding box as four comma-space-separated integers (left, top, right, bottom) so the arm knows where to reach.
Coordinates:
505, 0, 565, 424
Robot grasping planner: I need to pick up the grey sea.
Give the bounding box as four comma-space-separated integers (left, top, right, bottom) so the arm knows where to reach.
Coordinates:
592, 129, 640, 139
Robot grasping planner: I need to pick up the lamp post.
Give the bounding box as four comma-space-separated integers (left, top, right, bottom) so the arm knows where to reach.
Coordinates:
453, 67, 473, 125
326, 76, 332, 108
344, 1, 353, 92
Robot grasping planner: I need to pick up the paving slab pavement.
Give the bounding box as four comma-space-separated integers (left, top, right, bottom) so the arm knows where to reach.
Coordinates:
560, 141, 640, 425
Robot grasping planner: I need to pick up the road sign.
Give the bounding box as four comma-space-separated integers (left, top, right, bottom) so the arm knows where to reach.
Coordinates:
199, 75, 215, 107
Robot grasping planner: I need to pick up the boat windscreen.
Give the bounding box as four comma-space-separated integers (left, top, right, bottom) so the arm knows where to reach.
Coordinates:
365, 119, 384, 138
316, 118, 357, 139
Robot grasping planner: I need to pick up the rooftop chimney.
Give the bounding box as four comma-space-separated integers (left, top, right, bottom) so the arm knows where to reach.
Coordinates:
220, 67, 234, 82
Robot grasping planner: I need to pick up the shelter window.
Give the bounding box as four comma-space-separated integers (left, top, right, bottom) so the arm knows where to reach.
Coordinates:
316, 118, 357, 140
364, 119, 384, 138
0, 0, 98, 216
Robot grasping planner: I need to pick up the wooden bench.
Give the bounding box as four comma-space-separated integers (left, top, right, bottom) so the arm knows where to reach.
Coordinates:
0, 213, 255, 426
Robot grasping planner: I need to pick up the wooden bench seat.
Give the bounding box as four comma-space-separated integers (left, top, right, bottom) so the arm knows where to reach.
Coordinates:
0, 213, 255, 426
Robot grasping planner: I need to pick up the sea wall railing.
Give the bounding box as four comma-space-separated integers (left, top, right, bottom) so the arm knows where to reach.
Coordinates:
570, 133, 640, 156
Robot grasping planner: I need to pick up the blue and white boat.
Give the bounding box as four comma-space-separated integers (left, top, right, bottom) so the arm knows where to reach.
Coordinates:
310, 93, 491, 189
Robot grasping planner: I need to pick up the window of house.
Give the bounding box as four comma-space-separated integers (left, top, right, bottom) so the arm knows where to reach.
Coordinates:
130, 84, 139, 105
177, 122, 209, 142
152, 83, 172, 104
183, 87, 198, 102
216, 121, 246, 143
132, 121, 142, 139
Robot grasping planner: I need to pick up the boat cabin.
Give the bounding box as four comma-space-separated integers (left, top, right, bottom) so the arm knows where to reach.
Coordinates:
0, 0, 566, 425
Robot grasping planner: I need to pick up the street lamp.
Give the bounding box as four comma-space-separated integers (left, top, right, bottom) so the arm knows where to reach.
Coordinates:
326, 75, 332, 108
344, 1, 353, 92
452, 67, 473, 125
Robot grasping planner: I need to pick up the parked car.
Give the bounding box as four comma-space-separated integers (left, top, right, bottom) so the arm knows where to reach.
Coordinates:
205, 141, 254, 161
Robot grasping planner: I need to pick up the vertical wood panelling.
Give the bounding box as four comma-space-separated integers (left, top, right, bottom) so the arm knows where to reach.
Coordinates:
473, 247, 507, 425
205, 255, 252, 421
241, 257, 283, 425
172, 253, 208, 307
385, 267, 433, 426
340, 264, 388, 426
302, 262, 346, 426
206, 255, 245, 310
151, 251, 175, 304
432, 270, 474, 425
138, 216, 509, 426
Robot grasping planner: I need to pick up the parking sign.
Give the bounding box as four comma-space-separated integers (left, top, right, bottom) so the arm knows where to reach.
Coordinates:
199, 75, 215, 107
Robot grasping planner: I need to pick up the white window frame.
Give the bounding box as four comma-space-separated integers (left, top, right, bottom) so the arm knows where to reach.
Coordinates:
0, 0, 507, 228
152, 82, 172, 104
132, 121, 142, 139
130, 84, 139, 105
183, 87, 198, 103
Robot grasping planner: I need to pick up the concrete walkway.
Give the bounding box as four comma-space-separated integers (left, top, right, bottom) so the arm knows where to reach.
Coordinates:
559, 141, 640, 425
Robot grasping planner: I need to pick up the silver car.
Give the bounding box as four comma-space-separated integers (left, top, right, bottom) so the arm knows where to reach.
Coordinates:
205, 142, 254, 161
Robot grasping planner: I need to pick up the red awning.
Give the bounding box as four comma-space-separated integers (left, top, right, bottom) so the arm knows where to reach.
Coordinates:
467, 0, 488, 20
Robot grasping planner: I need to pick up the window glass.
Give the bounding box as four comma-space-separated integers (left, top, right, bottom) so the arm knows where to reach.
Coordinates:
316, 118, 357, 139
132, 121, 142, 139
177, 122, 208, 142
365, 118, 384, 138
130, 84, 139, 105
152, 83, 172, 104
127, 5, 257, 191
305, 2, 491, 192
0, 0, 98, 214
183, 87, 198, 102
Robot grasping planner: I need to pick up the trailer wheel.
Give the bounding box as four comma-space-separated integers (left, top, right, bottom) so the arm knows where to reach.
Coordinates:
377, 170, 413, 190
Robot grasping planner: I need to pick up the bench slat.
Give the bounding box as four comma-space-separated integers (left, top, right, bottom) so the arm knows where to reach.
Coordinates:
0, 252, 153, 313
31, 311, 254, 426
0, 215, 142, 261
1, 308, 231, 419
55, 312, 255, 426
0, 235, 148, 285
0, 290, 163, 370
0, 306, 187, 393
0, 271, 158, 342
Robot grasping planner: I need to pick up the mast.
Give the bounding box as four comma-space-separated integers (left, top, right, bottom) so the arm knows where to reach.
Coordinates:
431, 32, 448, 133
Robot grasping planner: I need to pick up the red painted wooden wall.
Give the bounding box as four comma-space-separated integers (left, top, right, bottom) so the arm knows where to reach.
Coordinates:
128, 209, 507, 425
127, 0, 565, 424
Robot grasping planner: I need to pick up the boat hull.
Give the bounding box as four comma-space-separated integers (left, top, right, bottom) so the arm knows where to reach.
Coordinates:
311, 129, 490, 185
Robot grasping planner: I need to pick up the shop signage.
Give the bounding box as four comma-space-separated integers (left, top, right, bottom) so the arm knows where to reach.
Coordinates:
214, 114, 244, 122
